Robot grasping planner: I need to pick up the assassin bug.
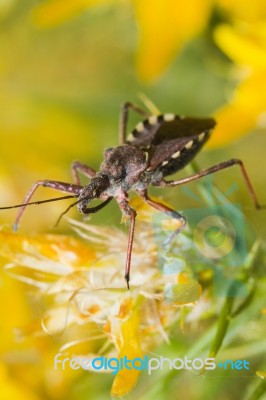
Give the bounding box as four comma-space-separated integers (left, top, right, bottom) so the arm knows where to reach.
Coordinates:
0, 102, 265, 289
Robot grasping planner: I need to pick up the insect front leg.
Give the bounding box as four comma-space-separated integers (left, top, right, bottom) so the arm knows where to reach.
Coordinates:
137, 190, 186, 245
116, 196, 137, 289
119, 102, 149, 145
155, 159, 266, 210
14, 180, 82, 230
71, 161, 96, 185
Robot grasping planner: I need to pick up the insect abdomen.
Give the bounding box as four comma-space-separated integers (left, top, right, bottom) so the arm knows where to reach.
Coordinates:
160, 132, 211, 176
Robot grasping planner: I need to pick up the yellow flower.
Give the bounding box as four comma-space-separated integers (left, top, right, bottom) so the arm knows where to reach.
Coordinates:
0, 230, 95, 399
210, 22, 266, 147
216, 0, 266, 24
132, 0, 213, 82
0, 199, 205, 396
111, 308, 143, 397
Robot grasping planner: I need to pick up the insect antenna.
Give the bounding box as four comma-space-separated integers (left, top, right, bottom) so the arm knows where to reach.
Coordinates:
0, 195, 79, 210
54, 199, 82, 227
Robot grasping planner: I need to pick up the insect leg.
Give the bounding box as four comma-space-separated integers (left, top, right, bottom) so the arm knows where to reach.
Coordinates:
155, 159, 265, 210
116, 197, 137, 289
119, 102, 150, 145
55, 197, 113, 228
77, 197, 113, 215
71, 161, 96, 185
14, 180, 83, 230
138, 190, 186, 244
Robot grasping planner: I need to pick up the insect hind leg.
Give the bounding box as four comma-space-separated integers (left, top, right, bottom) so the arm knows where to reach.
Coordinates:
138, 190, 186, 246
14, 180, 82, 231
119, 102, 150, 145
156, 159, 266, 210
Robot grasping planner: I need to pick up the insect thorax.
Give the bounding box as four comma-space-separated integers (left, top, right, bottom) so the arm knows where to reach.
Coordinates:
100, 145, 149, 192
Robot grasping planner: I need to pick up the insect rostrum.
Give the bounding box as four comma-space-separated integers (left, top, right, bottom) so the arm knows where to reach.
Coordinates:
1, 102, 265, 289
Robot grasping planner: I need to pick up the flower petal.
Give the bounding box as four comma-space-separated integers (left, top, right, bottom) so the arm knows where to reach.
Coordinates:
216, 0, 266, 23
0, 231, 96, 282
209, 70, 266, 147
111, 307, 143, 397
133, 0, 213, 81
214, 23, 266, 68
